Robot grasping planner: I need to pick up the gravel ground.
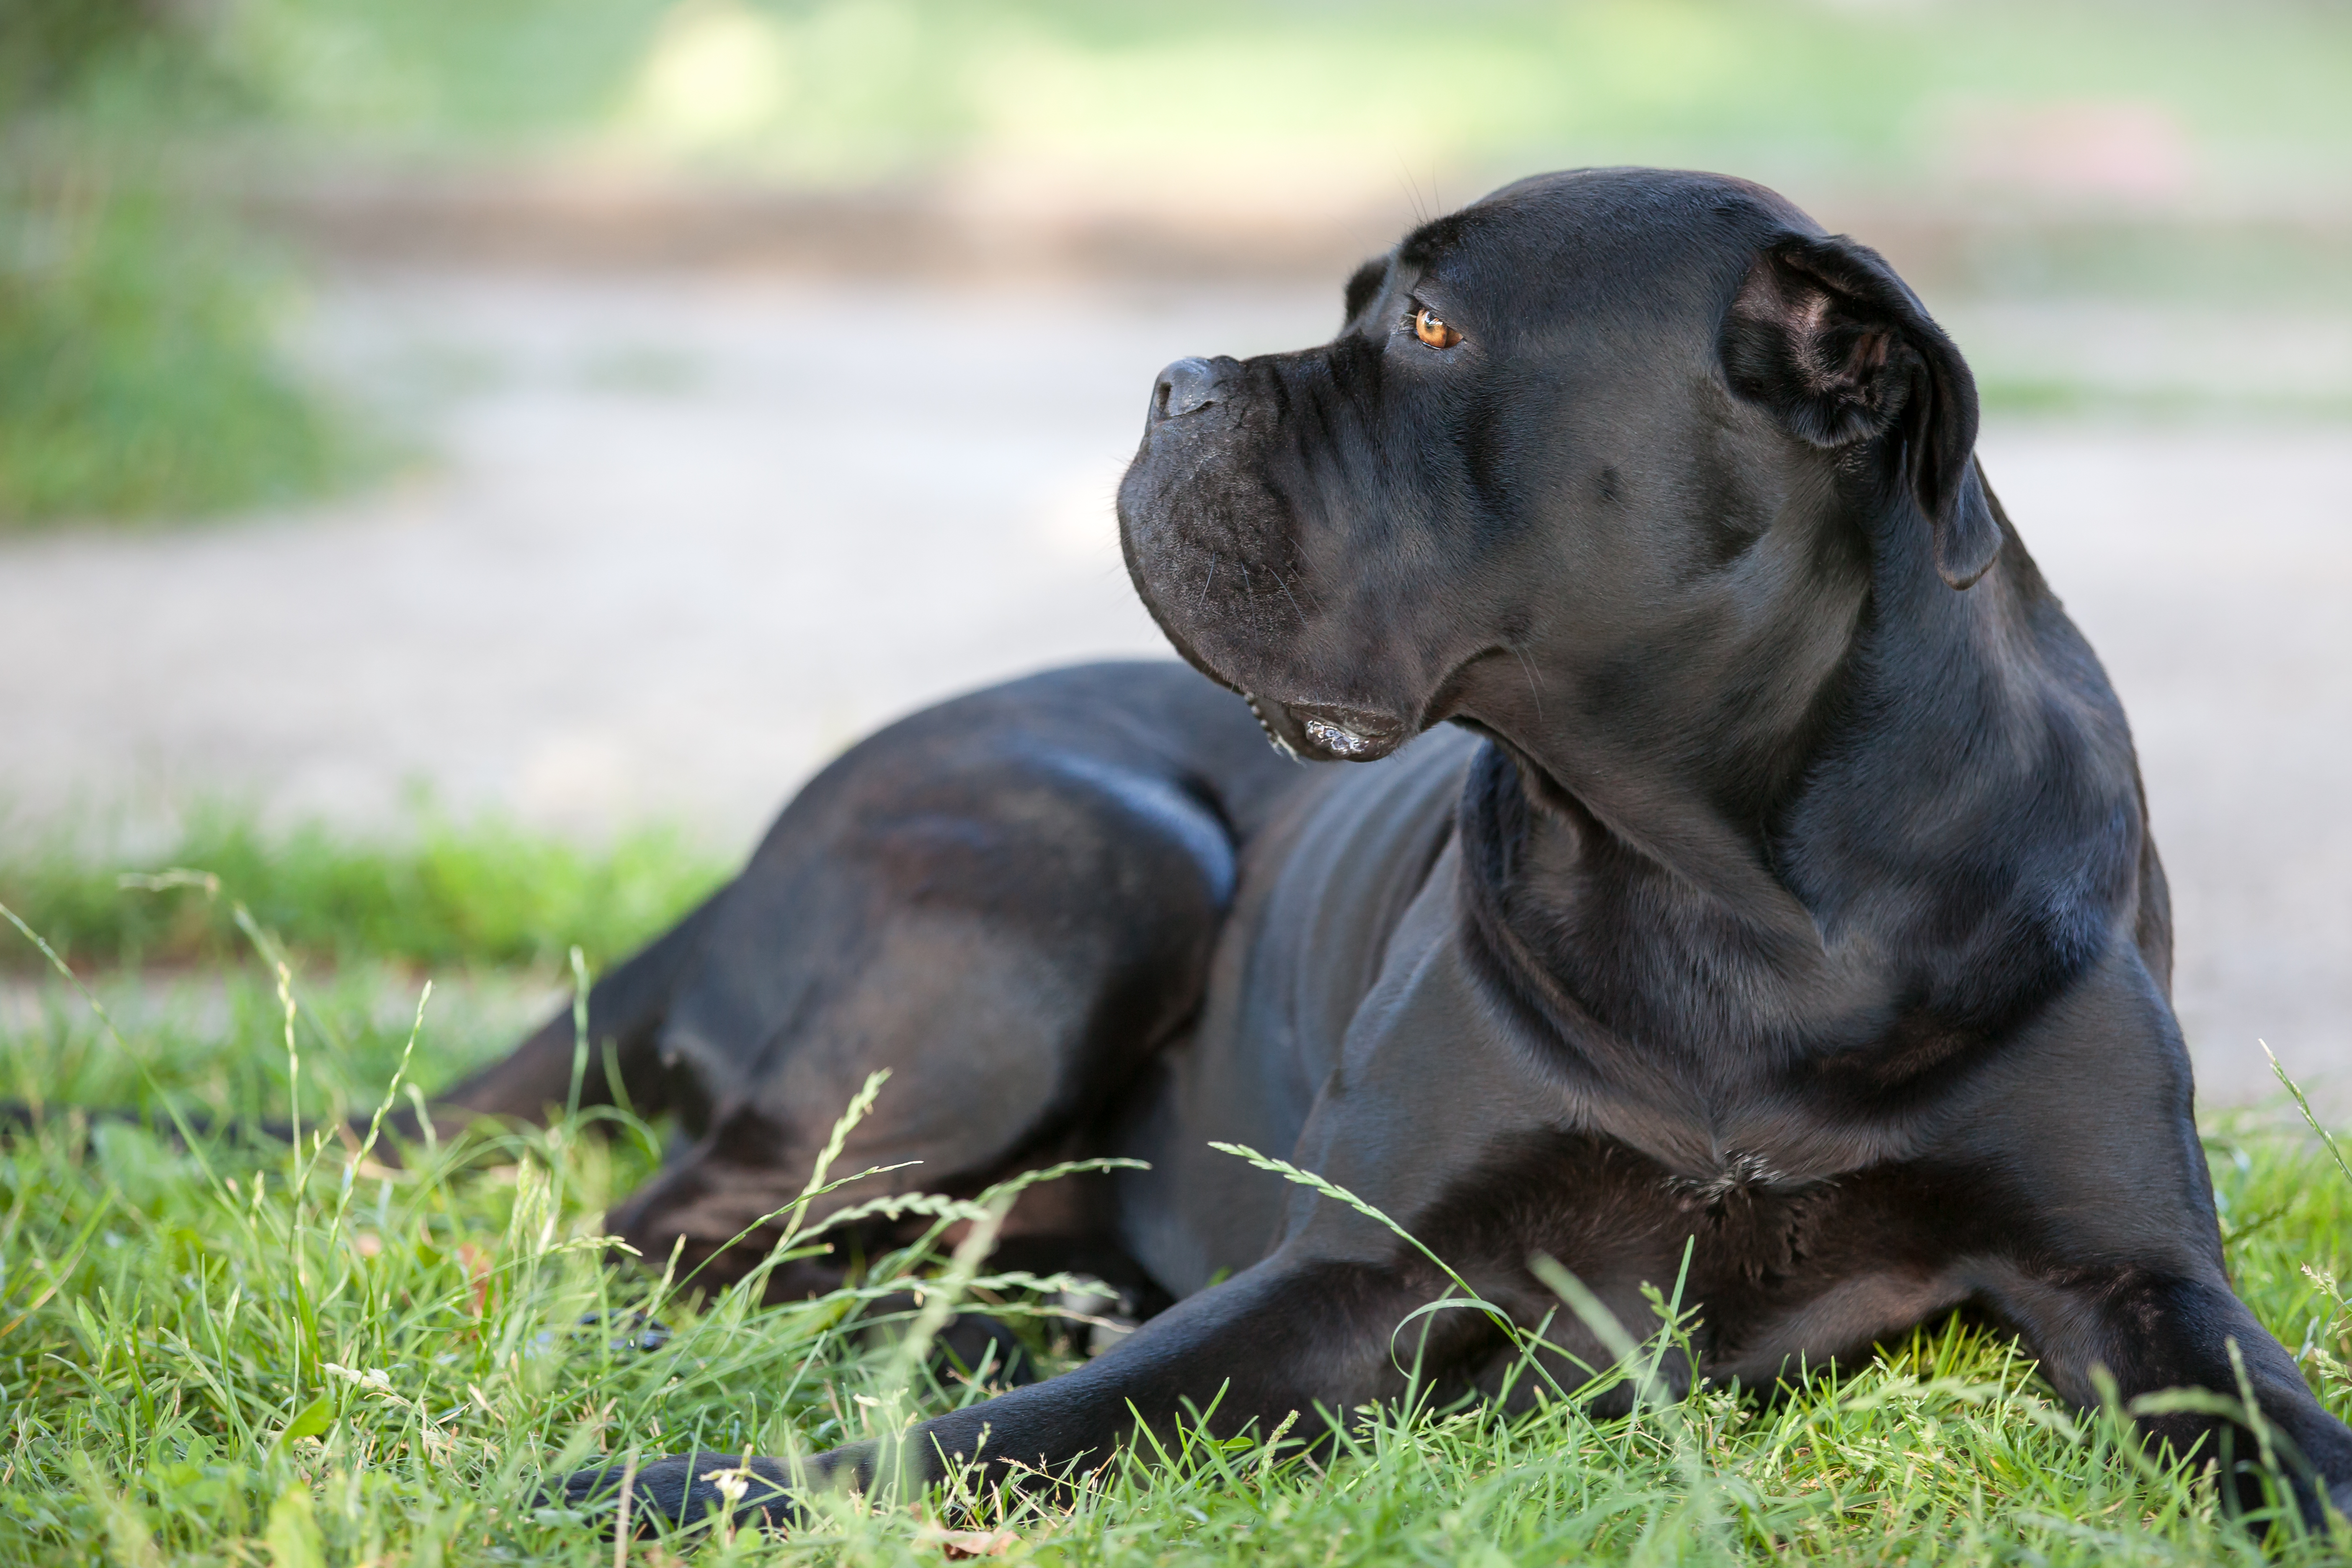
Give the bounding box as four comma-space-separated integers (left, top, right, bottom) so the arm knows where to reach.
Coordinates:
2, 272, 2346, 1109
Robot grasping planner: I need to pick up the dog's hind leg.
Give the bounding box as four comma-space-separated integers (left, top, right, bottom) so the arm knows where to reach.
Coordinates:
591, 663, 1303, 1298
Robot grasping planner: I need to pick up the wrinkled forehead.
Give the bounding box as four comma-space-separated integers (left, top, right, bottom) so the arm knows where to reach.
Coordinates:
1393, 168, 1824, 319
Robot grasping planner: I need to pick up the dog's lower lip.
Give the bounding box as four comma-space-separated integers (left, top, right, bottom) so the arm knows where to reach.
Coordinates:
1289, 703, 1408, 759
1303, 717, 1378, 757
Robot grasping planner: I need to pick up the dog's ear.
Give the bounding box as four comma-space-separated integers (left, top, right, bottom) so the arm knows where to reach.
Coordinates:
1342, 256, 1387, 325
1720, 233, 2000, 590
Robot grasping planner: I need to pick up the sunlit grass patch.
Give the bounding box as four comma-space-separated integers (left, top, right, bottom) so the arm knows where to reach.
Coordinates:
0, 802, 728, 974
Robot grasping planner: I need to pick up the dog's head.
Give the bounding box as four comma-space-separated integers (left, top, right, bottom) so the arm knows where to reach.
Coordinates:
1117, 168, 1999, 764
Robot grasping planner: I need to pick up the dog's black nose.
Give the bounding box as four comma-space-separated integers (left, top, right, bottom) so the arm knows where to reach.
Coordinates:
1152, 357, 1224, 423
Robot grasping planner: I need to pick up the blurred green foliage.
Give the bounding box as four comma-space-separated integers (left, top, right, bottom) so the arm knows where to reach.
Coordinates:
214, 0, 2352, 191
0, 0, 352, 528
0, 178, 349, 524
2, 0, 2347, 528
0, 804, 727, 972
196, 0, 2352, 305
0, 0, 154, 106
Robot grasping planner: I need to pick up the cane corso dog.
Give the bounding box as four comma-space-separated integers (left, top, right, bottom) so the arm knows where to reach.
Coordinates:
432, 168, 2352, 1526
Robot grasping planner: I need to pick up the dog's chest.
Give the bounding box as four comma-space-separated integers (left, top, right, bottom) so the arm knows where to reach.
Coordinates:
1435, 1128, 1962, 1372
1521, 1033, 1935, 1199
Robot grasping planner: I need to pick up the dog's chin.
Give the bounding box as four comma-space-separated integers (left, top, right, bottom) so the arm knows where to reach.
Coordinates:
1121, 570, 1415, 764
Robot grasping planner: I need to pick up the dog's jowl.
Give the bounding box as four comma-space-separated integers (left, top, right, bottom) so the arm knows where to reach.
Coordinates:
416, 169, 2352, 1527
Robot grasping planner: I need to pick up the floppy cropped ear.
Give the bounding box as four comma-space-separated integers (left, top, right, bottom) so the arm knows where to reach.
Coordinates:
1342, 255, 1387, 324
1719, 232, 2001, 589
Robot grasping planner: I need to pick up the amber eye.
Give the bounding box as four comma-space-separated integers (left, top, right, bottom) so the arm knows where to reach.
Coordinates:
1412, 306, 1461, 350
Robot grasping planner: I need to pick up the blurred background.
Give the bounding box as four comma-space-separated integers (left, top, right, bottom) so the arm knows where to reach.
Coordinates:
1, 0, 2347, 1104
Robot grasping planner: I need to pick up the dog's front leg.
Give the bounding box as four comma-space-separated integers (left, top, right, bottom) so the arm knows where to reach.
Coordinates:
565, 1251, 1455, 1534
1983, 1261, 2352, 1524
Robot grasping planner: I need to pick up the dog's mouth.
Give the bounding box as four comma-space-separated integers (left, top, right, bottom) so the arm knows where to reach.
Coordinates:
1120, 509, 1424, 766
1291, 702, 1411, 761
1244, 696, 1411, 763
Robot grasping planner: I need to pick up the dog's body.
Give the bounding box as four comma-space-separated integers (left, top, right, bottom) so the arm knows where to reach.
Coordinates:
421, 168, 2352, 1524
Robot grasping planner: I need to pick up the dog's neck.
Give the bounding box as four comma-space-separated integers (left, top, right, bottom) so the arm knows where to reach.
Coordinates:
1458, 472, 2147, 1057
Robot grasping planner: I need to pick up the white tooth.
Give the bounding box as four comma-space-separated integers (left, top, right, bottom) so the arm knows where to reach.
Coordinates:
1304, 717, 1374, 757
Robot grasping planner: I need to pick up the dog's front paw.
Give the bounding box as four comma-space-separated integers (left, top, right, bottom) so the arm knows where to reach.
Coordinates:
560, 1451, 800, 1534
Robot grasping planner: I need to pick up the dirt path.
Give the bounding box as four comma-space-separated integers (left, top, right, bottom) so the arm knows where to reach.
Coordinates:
3, 272, 2347, 1108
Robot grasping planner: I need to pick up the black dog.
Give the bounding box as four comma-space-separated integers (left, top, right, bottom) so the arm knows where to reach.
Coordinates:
421, 168, 2352, 1526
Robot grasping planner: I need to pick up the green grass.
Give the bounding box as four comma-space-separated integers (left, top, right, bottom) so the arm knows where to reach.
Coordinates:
0, 875, 2350, 1563
0, 805, 729, 975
